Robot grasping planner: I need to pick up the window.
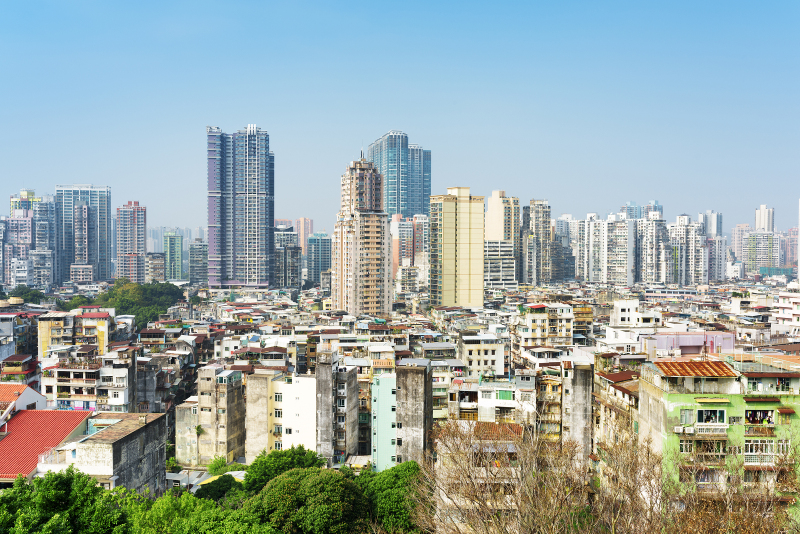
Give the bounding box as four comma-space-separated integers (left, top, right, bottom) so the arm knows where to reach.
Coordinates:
112, 392, 119, 399
391, 439, 396, 445
565, 389, 570, 395
201, 408, 211, 413
191, 407, 197, 415
680, 440, 693, 453
392, 389, 396, 395
491, 350, 496, 355
744, 439, 774, 455
391, 423, 396, 428
337, 399, 345, 407
728, 416, 742, 425
481, 391, 492, 399
778, 440, 791, 456
397, 423, 402, 428
497, 390, 513, 401
491, 360, 496, 366
274, 410, 283, 418
274, 425, 282, 434
274, 393, 282, 402
391, 406, 396, 412
391, 456, 396, 462
745, 410, 774, 425
274, 442, 282, 451
697, 409, 725, 424
396, 438, 403, 446
285, 428, 292, 435
680, 409, 695, 425
337, 415, 345, 423
218, 409, 226, 414
396, 455, 402, 463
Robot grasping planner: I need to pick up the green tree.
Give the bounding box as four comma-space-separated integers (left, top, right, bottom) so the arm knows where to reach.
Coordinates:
208, 455, 246, 476
243, 446, 326, 494
8, 285, 46, 304
0, 467, 127, 534
245, 468, 368, 534
195, 474, 243, 502
363, 462, 420, 533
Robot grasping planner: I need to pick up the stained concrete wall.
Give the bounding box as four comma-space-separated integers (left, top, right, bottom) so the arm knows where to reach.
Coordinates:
245, 372, 272, 463
175, 403, 198, 465
562, 363, 593, 464
397, 362, 433, 465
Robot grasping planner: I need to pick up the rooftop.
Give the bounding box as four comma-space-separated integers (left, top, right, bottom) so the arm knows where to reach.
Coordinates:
653, 360, 737, 378
0, 410, 91, 480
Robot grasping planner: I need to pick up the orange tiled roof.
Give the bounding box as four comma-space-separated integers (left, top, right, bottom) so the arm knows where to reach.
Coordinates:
654, 361, 736, 377
0, 410, 92, 480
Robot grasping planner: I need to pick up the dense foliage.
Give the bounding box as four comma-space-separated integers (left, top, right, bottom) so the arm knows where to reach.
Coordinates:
207, 456, 247, 476
59, 279, 185, 329
5, 285, 47, 304
0, 450, 420, 534
243, 446, 326, 494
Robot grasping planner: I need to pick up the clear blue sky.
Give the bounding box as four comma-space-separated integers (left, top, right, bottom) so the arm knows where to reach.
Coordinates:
1, 1, 798, 233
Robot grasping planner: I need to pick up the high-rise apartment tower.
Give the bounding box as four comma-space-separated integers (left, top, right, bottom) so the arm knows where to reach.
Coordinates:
207, 125, 275, 288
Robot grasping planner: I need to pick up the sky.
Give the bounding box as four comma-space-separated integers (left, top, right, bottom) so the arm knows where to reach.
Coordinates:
1, 1, 798, 235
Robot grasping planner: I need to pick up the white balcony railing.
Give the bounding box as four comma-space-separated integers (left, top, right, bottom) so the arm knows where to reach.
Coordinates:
693, 423, 729, 436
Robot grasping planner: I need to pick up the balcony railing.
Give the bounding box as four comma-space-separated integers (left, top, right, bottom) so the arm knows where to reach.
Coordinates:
745, 425, 776, 437
745, 454, 774, 465
693, 423, 729, 436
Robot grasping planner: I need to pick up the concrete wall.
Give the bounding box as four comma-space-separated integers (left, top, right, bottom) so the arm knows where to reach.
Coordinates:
111, 415, 167, 495
245, 373, 271, 463
175, 403, 198, 465
315, 353, 334, 461
562, 364, 593, 465
397, 363, 433, 465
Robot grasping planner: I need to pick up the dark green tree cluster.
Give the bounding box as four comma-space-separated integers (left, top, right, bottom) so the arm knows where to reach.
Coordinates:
59, 279, 185, 329
5, 285, 47, 304
0, 448, 421, 534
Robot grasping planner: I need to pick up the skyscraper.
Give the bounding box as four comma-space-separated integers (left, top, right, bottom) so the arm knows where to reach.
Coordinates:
116, 201, 147, 284
732, 223, 752, 260
294, 218, 314, 255
755, 204, 775, 232
307, 232, 331, 285
332, 159, 391, 316
485, 191, 521, 280
207, 125, 275, 288
367, 131, 431, 218
524, 199, 552, 285
429, 187, 484, 307
697, 210, 723, 239
10, 189, 41, 213
164, 232, 183, 280
55, 185, 112, 284
189, 239, 209, 286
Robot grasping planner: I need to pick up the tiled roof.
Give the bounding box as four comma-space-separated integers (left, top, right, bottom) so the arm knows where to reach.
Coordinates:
0, 384, 35, 402
653, 361, 736, 377
0, 410, 91, 480
79, 313, 110, 319
597, 371, 639, 383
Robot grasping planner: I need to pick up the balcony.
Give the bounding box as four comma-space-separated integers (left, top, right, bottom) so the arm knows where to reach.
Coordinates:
744, 454, 774, 466
693, 423, 729, 436
459, 401, 478, 409
745, 425, 776, 437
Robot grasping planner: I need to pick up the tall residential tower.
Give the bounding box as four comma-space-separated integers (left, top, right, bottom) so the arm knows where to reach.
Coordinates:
331, 159, 391, 316
367, 131, 431, 219
116, 201, 147, 284
207, 125, 275, 288
55, 185, 112, 284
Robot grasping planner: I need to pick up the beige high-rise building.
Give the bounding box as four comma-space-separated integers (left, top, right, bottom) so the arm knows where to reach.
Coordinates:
429, 187, 484, 308
332, 159, 392, 316
294, 218, 314, 255
485, 190, 521, 279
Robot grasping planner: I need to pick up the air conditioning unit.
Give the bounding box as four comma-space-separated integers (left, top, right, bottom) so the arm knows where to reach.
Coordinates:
684, 427, 695, 434
674, 426, 683, 434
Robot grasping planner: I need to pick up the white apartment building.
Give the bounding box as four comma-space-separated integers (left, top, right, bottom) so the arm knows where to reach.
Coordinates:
484, 240, 518, 290
707, 235, 727, 282
457, 332, 505, 378
510, 304, 574, 361
742, 231, 780, 274
668, 215, 709, 286
773, 290, 800, 337
635, 214, 673, 284
576, 215, 635, 286
485, 191, 521, 279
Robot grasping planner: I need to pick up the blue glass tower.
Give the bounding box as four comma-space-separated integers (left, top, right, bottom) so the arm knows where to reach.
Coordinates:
367, 131, 431, 218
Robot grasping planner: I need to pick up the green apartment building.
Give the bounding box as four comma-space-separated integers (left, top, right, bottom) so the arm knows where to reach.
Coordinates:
639, 358, 800, 497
